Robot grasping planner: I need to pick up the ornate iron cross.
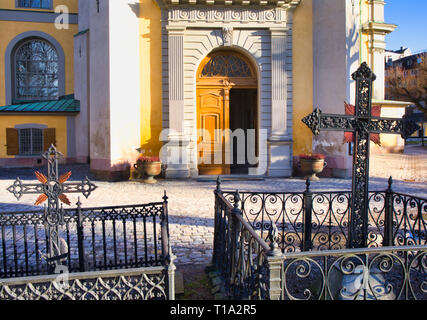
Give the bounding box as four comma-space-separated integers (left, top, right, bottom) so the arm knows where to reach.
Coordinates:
7, 145, 97, 271
302, 62, 420, 248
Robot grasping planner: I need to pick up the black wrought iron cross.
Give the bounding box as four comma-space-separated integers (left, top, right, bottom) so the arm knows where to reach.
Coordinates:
7, 145, 97, 271
302, 62, 420, 248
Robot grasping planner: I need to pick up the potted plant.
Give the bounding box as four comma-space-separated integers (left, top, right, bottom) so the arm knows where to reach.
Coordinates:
298, 154, 327, 181
134, 155, 162, 184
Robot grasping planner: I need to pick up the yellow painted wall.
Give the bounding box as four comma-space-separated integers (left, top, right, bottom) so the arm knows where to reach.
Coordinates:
1, 0, 78, 12
292, 0, 313, 155
0, 1, 78, 160
139, 0, 163, 156
0, 21, 77, 106
0, 115, 68, 157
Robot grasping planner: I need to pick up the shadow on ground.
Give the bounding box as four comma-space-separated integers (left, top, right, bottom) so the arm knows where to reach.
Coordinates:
175, 264, 214, 300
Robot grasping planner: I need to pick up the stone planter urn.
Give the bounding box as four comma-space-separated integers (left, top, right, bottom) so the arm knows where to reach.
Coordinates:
134, 156, 162, 184
299, 154, 327, 181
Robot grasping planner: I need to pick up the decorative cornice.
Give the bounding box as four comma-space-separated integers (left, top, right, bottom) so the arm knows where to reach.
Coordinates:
167, 6, 289, 25
166, 24, 187, 34
362, 21, 397, 35
269, 26, 289, 35
162, 0, 300, 8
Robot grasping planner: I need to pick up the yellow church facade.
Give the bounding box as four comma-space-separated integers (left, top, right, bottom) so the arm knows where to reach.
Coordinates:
0, 0, 78, 167
0, 0, 399, 180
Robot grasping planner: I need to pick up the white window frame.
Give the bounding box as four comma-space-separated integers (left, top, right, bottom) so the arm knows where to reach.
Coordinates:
15, 124, 47, 156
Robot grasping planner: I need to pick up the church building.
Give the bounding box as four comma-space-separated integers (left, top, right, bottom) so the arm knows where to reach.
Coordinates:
0, 0, 401, 180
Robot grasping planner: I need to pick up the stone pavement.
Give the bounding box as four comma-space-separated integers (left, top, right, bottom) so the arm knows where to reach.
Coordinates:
0, 146, 426, 266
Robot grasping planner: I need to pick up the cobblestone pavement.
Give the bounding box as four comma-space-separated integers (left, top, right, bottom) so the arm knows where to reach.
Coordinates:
0, 146, 426, 266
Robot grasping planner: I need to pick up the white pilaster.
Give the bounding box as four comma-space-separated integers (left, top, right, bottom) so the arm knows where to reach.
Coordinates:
164, 25, 191, 178
270, 27, 290, 140
362, 0, 396, 100
268, 27, 292, 177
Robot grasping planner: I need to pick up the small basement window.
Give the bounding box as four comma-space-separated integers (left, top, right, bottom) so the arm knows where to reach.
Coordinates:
6, 126, 56, 156
19, 128, 43, 155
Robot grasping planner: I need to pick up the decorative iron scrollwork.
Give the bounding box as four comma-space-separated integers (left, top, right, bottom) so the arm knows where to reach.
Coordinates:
6, 145, 97, 272
301, 63, 420, 248
201, 54, 253, 78
302, 108, 322, 136
351, 62, 377, 81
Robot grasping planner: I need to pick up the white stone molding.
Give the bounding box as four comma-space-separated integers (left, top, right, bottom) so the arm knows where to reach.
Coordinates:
166, 25, 186, 134
267, 25, 293, 177
362, 1, 396, 100
163, 0, 300, 9
222, 26, 233, 46
164, 25, 191, 178
167, 6, 289, 26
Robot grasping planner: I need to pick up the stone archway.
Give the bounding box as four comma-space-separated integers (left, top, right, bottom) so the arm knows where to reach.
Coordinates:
196, 51, 258, 175
161, 3, 298, 178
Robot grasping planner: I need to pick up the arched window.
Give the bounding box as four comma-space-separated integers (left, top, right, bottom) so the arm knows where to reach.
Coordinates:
200, 54, 253, 78
13, 39, 59, 102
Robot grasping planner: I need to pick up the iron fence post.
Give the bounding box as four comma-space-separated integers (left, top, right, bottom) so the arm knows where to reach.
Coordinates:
212, 176, 222, 265
302, 179, 313, 251
383, 177, 394, 247
160, 191, 176, 300
166, 242, 176, 300
267, 224, 284, 300
76, 198, 85, 272
161, 191, 170, 262
230, 190, 242, 290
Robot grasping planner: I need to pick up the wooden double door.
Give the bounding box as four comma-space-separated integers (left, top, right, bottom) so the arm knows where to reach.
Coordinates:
197, 86, 257, 175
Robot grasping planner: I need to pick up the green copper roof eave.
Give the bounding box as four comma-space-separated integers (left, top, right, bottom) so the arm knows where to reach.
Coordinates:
0, 95, 80, 114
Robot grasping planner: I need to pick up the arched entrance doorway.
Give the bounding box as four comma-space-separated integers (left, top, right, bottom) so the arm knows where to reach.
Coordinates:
196, 51, 258, 175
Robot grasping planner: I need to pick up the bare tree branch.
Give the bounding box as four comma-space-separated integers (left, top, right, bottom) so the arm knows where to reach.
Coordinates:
385, 53, 427, 117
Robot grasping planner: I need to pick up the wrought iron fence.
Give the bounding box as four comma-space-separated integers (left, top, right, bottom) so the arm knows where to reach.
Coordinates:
0, 266, 171, 300
0, 196, 175, 300
213, 187, 427, 300
0, 198, 171, 279
1, 146, 175, 300
213, 190, 282, 300
281, 246, 427, 300
219, 178, 426, 253
391, 192, 427, 246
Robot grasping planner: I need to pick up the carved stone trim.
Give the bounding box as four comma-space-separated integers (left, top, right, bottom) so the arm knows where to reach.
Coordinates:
222, 26, 234, 46
162, 0, 301, 8
167, 7, 287, 25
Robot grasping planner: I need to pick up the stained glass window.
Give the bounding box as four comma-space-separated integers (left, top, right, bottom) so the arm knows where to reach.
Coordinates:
201, 55, 253, 78
14, 39, 59, 101
16, 0, 52, 9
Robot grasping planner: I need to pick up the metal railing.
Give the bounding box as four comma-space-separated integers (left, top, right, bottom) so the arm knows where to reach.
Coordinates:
281, 245, 427, 300
220, 178, 426, 253
213, 190, 282, 300
213, 184, 427, 300
0, 194, 175, 300
0, 266, 172, 300
0, 195, 172, 279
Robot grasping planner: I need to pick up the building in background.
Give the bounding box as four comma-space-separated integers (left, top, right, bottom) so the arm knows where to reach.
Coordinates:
385, 51, 427, 147
385, 46, 412, 64
0, 0, 79, 167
